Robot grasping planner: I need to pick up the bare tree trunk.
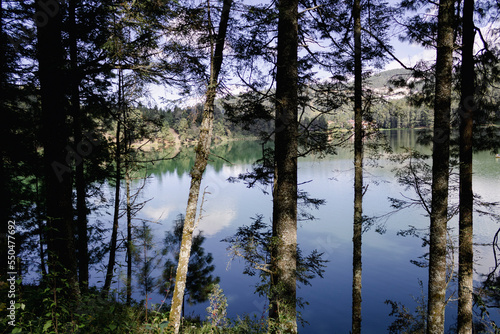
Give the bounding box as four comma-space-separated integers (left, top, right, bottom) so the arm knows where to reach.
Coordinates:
126, 167, 132, 306
458, 0, 475, 331
427, 0, 455, 331
103, 75, 122, 296
69, 0, 89, 292
352, 0, 363, 331
37, 0, 80, 305
269, 0, 299, 333
167, 1, 232, 332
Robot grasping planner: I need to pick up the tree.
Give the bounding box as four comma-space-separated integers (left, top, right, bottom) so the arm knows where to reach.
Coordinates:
36, 0, 80, 305
270, 0, 299, 332
426, 0, 455, 332
101, 0, 173, 297
168, 1, 232, 332
133, 221, 162, 298
162, 214, 219, 317
457, 0, 475, 331
102, 69, 123, 296
352, 0, 363, 331
223, 215, 327, 320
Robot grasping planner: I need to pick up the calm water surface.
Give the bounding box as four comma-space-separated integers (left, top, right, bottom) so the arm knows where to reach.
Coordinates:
97, 129, 500, 333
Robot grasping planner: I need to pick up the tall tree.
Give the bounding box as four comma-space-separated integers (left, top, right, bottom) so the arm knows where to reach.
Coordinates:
68, 0, 90, 291
457, 0, 475, 331
168, 0, 232, 332
36, 0, 80, 304
269, 0, 299, 332
427, 0, 455, 331
102, 74, 123, 296
352, 0, 363, 331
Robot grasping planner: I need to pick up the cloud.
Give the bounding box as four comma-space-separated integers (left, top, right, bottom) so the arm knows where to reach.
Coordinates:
386, 47, 436, 70
196, 208, 237, 236
140, 205, 176, 223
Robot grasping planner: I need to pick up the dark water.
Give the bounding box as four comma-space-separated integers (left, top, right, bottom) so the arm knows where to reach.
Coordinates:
95, 129, 500, 333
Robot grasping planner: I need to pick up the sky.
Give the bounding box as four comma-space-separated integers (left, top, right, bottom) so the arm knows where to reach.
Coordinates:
142, 0, 498, 109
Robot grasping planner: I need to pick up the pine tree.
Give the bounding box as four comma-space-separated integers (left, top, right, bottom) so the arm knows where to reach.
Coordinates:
427, 0, 455, 331
36, 0, 80, 305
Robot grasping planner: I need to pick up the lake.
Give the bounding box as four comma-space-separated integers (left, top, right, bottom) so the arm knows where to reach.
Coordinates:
95, 129, 500, 333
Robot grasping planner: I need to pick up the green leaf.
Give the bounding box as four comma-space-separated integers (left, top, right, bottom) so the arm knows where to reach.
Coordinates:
43, 320, 53, 332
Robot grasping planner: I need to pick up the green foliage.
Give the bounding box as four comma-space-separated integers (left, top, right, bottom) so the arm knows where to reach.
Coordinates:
162, 214, 220, 306
133, 222, 163, 297
206, 284, 228, 328
474, 275, 500, 333
384, 280, 427, 334
222, 215, 328, 310
1, 283, 150, 334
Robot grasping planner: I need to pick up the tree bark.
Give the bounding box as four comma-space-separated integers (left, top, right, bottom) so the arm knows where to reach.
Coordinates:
126, 168, 132, 306
0, 0, 9, 282
458, 0, 475, 331
352, 0, 363, 331
427, 0, 455, 332
37, 0, 80, 304
68, 0, 89, 292
103, 81, 122, 296
167, 1, 232, 332
270, 0, 299, 333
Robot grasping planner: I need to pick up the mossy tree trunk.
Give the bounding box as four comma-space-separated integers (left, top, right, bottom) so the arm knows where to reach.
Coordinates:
167, 1, 232, 332
352, 0, 363, 331
427, 0, 455, 332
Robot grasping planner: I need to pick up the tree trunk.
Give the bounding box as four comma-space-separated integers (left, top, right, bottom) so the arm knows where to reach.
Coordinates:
270, 0, 299, 333
69, 0, 89, 292
352, 0, 363, 331
458, 0, 475, 331
126, 168, 132, 306
427, 0, 454, 332
167, 1, 232, 332
0, 0, 9, 282
37, 0, 80, 305
103, 88, 122, 296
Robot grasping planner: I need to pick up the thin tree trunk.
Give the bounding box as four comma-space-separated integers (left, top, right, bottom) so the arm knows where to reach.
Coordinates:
103, 80, 122, 296
427, 0, 454, 331
37, 0, 80, 305
458, 0, 475, 331
36, 178, 48, 279
126, 167, 132, 306
167, 1, 232, 332
69, 0, 89, 292
352, 0, 363, 331
270, 0, 299, 333
0, 0, 8, 281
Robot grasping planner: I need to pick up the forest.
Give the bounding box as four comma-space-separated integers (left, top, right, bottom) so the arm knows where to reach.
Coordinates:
1, 0, 500, 333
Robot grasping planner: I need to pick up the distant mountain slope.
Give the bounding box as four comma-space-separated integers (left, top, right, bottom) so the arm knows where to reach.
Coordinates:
366, 68, 417, 100
366, 68, 413, 89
